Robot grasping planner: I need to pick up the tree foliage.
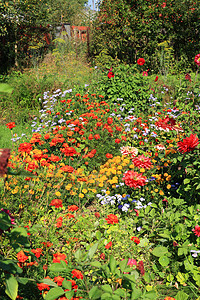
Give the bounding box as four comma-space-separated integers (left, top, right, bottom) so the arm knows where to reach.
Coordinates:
90, 0, 200, 71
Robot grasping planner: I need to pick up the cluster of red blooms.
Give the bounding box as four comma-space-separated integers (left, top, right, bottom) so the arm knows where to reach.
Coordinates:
50, 199, 63, 208
105, 214, 119, 224
131, 236, 140, 244
6, 122, 16, 129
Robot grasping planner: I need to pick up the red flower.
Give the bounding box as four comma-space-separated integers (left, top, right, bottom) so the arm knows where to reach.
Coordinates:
122, 171, 147, 188
18, 142, 32, 154
60, 165, 74, 173
185, 73, 191, 82
108, 71, 114, 78
100, 253, 105, 260
164, 297, 176, 300
54, 276, 64, 286
107, 117, 113, 124
31, 248, 43, 258
194, 53, 200, 66
95, 212, 100, 218
137, 58, 145, 66
192, 225, 200, 237
53, 253, 68, 264
105, 241, 112, 249
72, 269, 83, 279
132, 154, 152, 170
137, 260, 145, 276
178, 134, 199, 153
131, 236, 140, 244
68, 205, 79, 212
115, 138, 121, 144
50, 199, 63, 208
142, 70, 148, 77
105, 214, 119, 224
106, 153, 113, 159
94, 134, 100, 140
17, 250, 29, 262
161, 2, 166, 8
37, 283, 50, 291
6, 122, 16, 129
56, 216, 63, 228
88, 134, 93, 140
155, 76, 159, 82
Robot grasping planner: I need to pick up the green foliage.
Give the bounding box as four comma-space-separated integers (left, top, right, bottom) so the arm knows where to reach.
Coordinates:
90, 0, 200, 71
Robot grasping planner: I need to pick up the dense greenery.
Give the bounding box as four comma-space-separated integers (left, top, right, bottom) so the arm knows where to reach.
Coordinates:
90, 0, 200, 71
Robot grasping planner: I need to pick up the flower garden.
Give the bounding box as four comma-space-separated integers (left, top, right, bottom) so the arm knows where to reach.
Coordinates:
1, 56, 200, 300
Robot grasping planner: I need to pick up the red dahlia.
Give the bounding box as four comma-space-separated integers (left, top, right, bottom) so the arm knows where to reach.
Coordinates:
192, 225, 200, 237
178, 134, 199, 153
132, 154, 152, 170
122, 171, 147, 188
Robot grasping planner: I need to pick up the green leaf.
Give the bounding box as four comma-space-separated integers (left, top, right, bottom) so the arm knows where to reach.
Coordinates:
0, 259, 22, 274
176, 272, 189, 284
45, 287, 65, 300
0, 211, 11, 231
175, 290, 189, 300
184, 178, 190, 184
119, 258, 128, 273
159, 256, 170, 267
89, 286, 102, 299
88, 241, 100, 260
109, 255, 117, 274
131, 288, 142, 299
101, 284, 112, 293
152, 246, 168, 257
61, 280, 72, 290
90, 261, 102, 268
49, 261, 69, 272
101, 292, 112, 299
114, 288, 126, 297
65, 290, 74, 299
5, 274, 18, 300
42, 279, 58, 287
143, 291, 157, 299
0, 83, 13, 94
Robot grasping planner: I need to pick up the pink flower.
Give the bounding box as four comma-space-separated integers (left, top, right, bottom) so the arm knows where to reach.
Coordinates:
194, 54, 200, 66
127, 258, 137, 267
132, 154, 152, 170
192, 225, 200, 237
142, 71, 148, 76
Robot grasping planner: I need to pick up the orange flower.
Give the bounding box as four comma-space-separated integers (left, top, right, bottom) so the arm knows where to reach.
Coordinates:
131, 236, 140, 244
68, 205, 79, 212
72, 269, 83, 279
105, 214, 119, 224
17, 250, 29, 263
6, 122, 16, 129
49, 199, 63, 208
53, 253, 68, 264
31, 248, 43, 258
37, 283, 50, 291
54, 276, 64, 286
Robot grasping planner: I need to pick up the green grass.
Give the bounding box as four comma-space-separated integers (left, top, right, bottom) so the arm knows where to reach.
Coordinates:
0, 123, 33, 149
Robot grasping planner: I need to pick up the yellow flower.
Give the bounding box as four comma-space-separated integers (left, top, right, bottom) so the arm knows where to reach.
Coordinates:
154, 189, 158, 193
164, 173, 168, 177
79, 193, 84, 198
82, 189, 87, 194
129, 164, 134, 169
55, 191, 61, 197
106, 190, 110, 195
29, 189, 34, 195
140, 168, 145, 173
159, 190, 164, 195
65, 184, 73, 190
167, 184, 171, 189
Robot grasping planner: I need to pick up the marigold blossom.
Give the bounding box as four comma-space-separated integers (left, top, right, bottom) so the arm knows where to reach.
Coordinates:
178, 134, 199, 153
6, 122, 16, 129
53, 253, 68, 264
54, 276, 64, 286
